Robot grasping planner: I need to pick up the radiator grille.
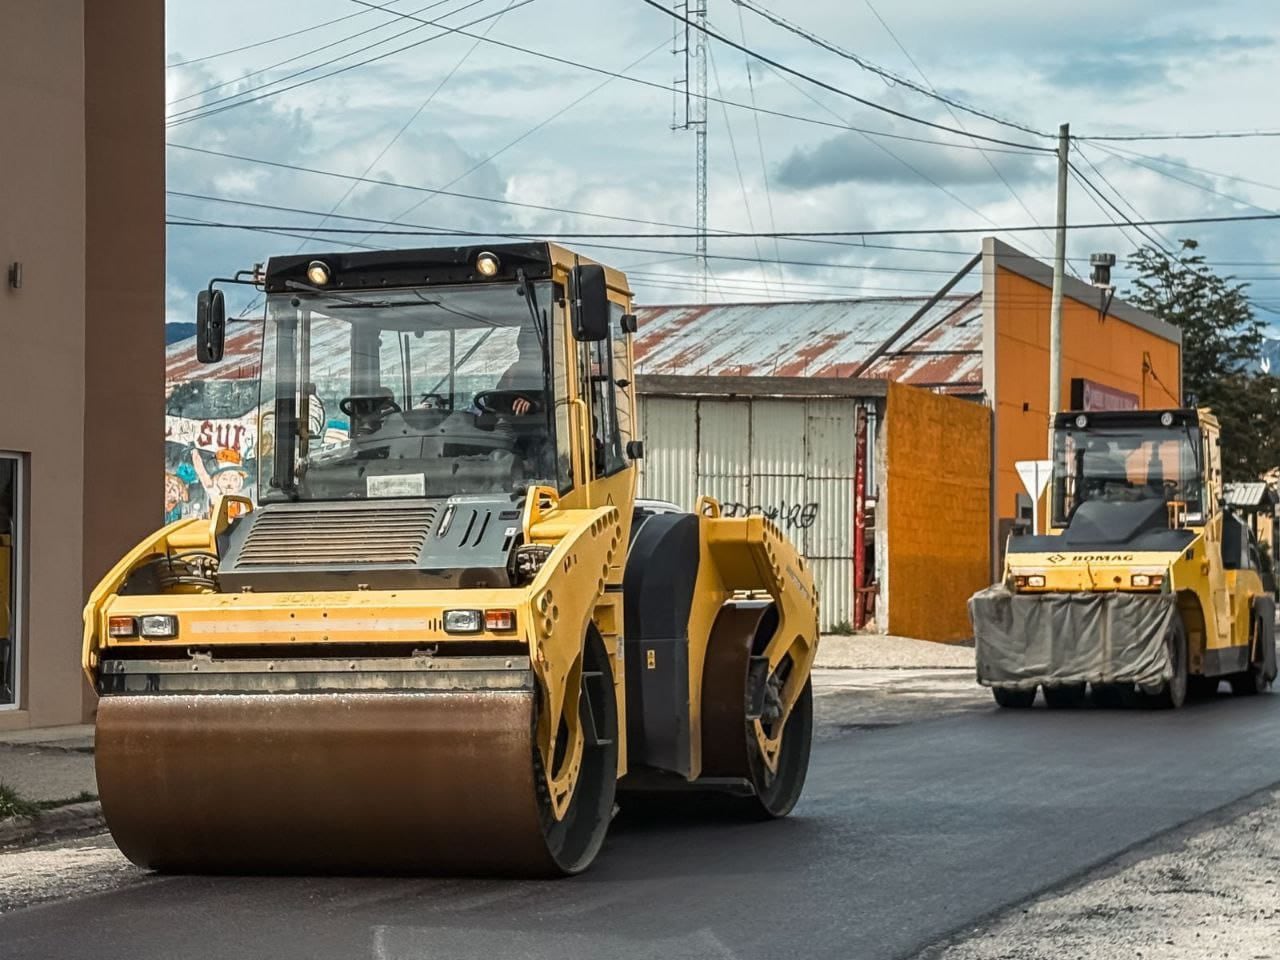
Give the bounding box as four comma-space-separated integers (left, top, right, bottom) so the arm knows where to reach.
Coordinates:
236, 503, 436, 567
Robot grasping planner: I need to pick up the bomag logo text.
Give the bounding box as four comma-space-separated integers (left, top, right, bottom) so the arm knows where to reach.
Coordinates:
1047, 553, 1135, 564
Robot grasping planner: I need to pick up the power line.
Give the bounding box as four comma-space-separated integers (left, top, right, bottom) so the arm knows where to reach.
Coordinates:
167, 0, 533, 127
297, 0, 520, 246
732, 0, 1048, 139
1086, 140, 1279, 217
758, 63, 1060, 262
1082, 129, 1280, 143
166, 210, 1280, 239
1076, 141, 1280, 197
166, 4, 388, 68
1064, 162, 1154, 256
167, 145, 1280, 268
859, 0, 1060, 269
307, 0, 1052, 157
1070, 142, 1175, 253
707, 43, 774, 295
637, 0, 1050, 152
734, 5, 784, 288
349, 37, 669, 244
167, 0, 480, 112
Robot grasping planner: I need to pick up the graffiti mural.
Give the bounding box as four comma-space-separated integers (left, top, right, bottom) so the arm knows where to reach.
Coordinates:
720, 500, 820, 530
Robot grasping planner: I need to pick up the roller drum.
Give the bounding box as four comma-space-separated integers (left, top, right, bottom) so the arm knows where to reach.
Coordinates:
95, 689, 563, 875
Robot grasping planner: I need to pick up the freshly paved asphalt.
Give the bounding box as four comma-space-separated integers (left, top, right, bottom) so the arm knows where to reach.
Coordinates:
4, 693, 1280, 960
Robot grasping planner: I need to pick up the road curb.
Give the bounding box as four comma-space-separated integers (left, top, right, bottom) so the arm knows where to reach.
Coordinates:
0, 801, 105, 850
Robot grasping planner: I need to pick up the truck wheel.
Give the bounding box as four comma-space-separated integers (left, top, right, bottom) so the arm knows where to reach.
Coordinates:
993, 686, 1036, 709
1229, 614, 1271, 696
1146, 616, 1188, 709
1042, 684, 1087, 709
1187, 675, 1220, 700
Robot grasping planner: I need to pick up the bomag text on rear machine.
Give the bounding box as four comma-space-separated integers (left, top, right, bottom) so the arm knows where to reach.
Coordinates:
83, 242, 819, 876
971, 408, 1277, 709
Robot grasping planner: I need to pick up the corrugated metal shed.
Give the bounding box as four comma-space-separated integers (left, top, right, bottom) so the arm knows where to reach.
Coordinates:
633, 294, 983, 393
1224, 482, 1276, 509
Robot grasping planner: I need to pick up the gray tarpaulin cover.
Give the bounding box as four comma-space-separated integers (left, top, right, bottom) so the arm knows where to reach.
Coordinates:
969, 585, 1177, 689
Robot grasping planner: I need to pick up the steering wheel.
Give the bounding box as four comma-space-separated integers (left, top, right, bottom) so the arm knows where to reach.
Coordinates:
474, 389, 543, 416
415, 393, 450, 410
340, 393, 402, 418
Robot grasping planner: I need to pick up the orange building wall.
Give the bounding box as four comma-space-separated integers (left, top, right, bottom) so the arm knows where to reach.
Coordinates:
992, 267, 1182, 531
885, 382, 991, 642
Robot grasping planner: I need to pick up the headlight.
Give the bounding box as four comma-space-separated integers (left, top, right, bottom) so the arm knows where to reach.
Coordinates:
138, 614, 179, 638
1130, 574, 1164, 588
306, 260, 332, 285
444, 609, 484, 634
1026, 575, 1046, 588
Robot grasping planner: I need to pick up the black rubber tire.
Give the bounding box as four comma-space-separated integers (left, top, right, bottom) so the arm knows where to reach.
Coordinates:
1229, 613, 1273, 696
744, 677, 813, 819
1187, 675, 1221, 700
992, 686, 1037, 709
1145, 616, 1188, 709
1091, 683, 1138, 708
534, 630, 619, 875
1042, 684, 1087, 709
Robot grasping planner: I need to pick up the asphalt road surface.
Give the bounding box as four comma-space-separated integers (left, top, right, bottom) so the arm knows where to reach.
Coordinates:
4, 693, 1280, 960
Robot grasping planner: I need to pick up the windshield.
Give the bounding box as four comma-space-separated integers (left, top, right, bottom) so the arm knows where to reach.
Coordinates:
259, 281, 567, 502
1051, 422, 1203, 525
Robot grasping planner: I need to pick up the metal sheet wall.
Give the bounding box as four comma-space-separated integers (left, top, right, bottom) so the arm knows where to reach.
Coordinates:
638, 394, 871, 630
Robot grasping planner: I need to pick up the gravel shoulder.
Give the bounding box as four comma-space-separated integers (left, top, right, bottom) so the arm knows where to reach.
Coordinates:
923, 787, 1280, 960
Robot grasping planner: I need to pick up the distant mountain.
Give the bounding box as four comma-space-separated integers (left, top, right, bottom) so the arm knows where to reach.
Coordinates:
1260, 338, 1280, 376
165, 322, 196, 345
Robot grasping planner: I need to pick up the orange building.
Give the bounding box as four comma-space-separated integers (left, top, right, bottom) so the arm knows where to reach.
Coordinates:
979, 238, 1182, 566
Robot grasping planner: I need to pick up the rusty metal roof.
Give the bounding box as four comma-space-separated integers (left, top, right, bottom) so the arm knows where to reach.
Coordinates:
633, 295, 983, 391
1224, 481, 1276, 509
168, 294, 986, 393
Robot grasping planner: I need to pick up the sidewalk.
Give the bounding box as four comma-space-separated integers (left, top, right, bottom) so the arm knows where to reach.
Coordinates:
0, 725, 100, 849
816, 633, 975, 670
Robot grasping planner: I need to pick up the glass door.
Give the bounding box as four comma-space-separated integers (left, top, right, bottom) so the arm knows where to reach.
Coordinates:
0, 455, 19, 708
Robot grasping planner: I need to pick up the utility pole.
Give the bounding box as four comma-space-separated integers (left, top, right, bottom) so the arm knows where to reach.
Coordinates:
692, 0, 708, 302
1047, 122, 1069, 459
671, 1, 709, 302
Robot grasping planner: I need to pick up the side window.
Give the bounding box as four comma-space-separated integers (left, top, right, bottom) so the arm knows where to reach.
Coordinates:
579, 316, 627, 480
550, 297, 574, 493
610, 302, 634, 453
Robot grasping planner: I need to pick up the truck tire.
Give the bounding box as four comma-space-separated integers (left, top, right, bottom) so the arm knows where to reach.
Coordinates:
1042, 684, 1087, 709
1229, 611, 1274, 696
993, 686, 1036, 709
1146, 616, 1188, 709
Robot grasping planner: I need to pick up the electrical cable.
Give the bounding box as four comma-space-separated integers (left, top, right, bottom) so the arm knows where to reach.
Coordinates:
707, 43, 774, 295
349, 37, 669, 242
733, 5, 785, 288
637, 0, 1050, 151
167, 5, 387, 68
861, 0, 1061, 268
351, 0, 1049, 156
296, 0, 522, 246
167, 0, 457, 105
165, 210, 1280, 238
167, 0, 534, 127
732, 0, 1048, 139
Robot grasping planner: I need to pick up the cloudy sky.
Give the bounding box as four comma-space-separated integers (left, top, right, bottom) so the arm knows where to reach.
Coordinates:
163, 0, 1280, 324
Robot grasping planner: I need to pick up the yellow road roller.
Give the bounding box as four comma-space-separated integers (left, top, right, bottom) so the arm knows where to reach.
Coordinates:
971, 407, 1276, 709
83, 242, 819, 875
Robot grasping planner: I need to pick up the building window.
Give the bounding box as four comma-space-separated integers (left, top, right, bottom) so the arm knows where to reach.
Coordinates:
0, 454, 21, 709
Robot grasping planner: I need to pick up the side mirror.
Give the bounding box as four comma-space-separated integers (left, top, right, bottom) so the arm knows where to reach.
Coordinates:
196, 287, 226, 364
571, 264, 609, 342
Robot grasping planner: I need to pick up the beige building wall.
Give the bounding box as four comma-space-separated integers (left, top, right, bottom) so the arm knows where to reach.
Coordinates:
0, 0, 163, 730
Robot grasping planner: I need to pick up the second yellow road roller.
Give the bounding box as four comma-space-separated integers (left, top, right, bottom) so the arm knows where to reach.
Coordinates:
83, 241, 819, 875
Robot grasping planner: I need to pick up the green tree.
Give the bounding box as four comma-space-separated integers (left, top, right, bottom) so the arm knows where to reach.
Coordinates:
1126, 239, 1279, 480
